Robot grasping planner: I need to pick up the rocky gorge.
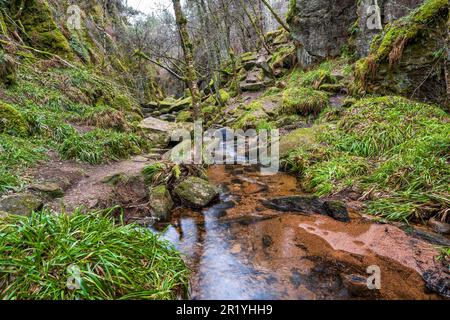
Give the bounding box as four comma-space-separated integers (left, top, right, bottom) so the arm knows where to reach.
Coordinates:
0, 0, 448, 300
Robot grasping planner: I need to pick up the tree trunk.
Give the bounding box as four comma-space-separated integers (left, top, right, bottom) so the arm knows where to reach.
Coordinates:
260, 0, 290, 32
172, 0, 201, 119
239, 0, 271, 55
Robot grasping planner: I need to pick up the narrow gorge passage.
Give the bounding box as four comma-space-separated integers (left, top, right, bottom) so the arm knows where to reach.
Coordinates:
153, 165, 443, 300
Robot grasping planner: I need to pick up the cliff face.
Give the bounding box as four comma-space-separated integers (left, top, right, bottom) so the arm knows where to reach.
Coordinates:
287, 0, 448, 107
287, 0, 358, 68
287, 0, 429, 66
355, 0, 426, 57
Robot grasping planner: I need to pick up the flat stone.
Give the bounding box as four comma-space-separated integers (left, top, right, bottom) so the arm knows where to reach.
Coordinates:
29, 182, 64, 199
262, 195, 324, 214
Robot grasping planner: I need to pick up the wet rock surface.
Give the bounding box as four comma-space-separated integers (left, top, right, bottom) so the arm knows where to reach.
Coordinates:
262, 195, 350, 222
148, 185, 174, 222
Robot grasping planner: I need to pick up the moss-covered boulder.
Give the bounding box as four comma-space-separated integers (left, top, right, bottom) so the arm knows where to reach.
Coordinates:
0, 193, 44, 216
281, 87, 329, 115
11, 0, 73, 59
174, 177, 218, 208
0, 102, 28, 136
279, 126, 320, 156
148, 185, 174, 221
355, 0, 449, 108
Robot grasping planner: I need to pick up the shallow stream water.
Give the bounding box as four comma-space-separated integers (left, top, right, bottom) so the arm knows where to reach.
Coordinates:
153, 165, 440, 300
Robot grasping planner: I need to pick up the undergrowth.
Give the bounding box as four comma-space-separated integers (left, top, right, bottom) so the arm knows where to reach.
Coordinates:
283, 96, 450, 222
0, 208, 189, 300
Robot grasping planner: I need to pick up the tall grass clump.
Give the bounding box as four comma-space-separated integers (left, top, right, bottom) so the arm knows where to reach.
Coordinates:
0, 209, 189, 300
59, 129, 150, 164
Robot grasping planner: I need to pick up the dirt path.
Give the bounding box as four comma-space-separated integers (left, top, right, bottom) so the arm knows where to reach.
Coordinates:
30, 153, 157, 213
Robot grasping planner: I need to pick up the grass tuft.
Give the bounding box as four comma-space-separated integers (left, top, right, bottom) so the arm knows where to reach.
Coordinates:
0, 208, 189, 300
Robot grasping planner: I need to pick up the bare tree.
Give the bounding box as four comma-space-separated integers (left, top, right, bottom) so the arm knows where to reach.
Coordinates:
172, 0, 201, 119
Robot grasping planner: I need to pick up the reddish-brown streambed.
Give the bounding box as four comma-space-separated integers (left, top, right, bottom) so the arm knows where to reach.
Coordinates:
153, 165, 445, 300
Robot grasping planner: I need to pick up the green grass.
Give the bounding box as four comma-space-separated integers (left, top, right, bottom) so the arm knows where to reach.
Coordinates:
0, 208, 189, 300
0, 134, 48, 193
282, 96, 450, 223
0, 61, 147, 194
59, 129, 150, 165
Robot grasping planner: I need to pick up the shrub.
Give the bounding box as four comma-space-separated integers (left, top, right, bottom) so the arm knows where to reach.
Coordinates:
0, 209, 189, 300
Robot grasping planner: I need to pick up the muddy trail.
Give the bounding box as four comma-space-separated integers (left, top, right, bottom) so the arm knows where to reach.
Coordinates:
152, 165, 447, 300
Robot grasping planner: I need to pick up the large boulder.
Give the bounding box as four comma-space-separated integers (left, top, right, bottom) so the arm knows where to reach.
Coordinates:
0, 193, 44, 216
138, 116, 193, 147
287, 0, 358, 68
148, 185, 174, 221
174, 177, 218, 208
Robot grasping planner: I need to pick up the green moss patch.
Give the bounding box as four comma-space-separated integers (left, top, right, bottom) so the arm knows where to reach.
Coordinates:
281, 87, 328, 116
0, 102, 28, 136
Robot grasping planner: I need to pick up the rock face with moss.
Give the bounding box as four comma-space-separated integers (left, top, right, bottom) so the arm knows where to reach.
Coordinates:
287, 0, 429, 68
10, 0, 73, 59
355, 0, 425, 57
356, 0, 449, 108
287, 0, 357, 68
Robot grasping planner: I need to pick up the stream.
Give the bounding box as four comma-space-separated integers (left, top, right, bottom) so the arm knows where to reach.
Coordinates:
153, 165, 442, 300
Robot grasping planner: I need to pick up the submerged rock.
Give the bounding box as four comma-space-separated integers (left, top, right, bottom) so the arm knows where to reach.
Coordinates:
322, 200, 350, 222
262, 195, 324, 214
148, 185, 174, 222
174, 177, 218, 208
0, 193, 43, 216
262, 195, 350, 222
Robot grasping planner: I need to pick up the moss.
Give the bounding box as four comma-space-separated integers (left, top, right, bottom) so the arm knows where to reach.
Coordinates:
0, 102, 28, 136
281, 87, 329, 116
240, 51, 257, 62
286, 0, 298, 24
0, 49, 16, 85
13, 0, 73, 59
356, 0, 448, 88
288, 60, 338, 89
219, 89, 231, 104
176, 110, 193, 122
269, 44, 296, 69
